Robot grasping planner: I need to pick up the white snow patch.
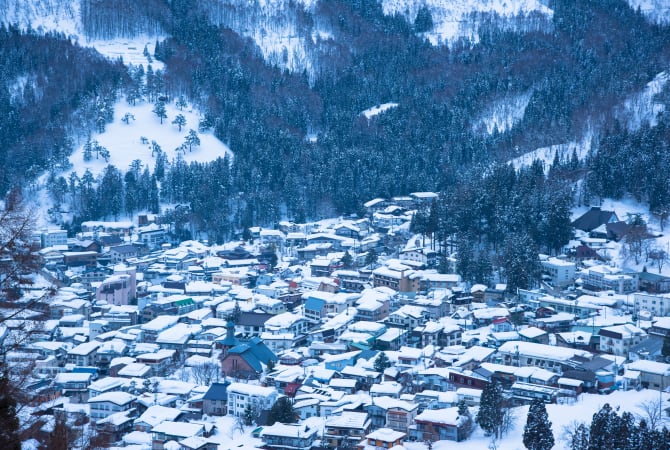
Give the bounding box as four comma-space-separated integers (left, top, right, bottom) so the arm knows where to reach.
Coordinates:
510, 134, 592, 173
616, 70, 669, 131
362, 103, 399, 119
0, 0, 80, 37
83, 36, 165, 70
381, 0, 554, 46
626, 0, 670, 24
472, 91, 532, 135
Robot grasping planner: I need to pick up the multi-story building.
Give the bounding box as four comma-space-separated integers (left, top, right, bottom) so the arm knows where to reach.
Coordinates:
226, 383, 278, 417
541, 257, 576, 287
88, 391, 136, 422
598, 324, 646, 356
634, 292, 670, 318
261, 423, 319, 450
580, 265, 638, 294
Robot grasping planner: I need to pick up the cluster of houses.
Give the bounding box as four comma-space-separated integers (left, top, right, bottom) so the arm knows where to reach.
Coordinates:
6, 200, 670, 449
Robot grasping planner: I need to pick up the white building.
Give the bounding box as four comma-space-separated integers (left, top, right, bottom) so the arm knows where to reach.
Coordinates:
226, 382, 278, 417
634, 292, 670, 318
541, 258, 576, 287
580, 265, 638, 294
598, 324, 646, 356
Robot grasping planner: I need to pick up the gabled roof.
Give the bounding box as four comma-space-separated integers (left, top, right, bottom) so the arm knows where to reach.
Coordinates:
203, 382, 230, 401
224, 337, 278, 373
572, 207, 618, 232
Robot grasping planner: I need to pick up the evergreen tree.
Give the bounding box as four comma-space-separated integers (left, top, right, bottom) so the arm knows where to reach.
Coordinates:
373, 351, 392, 372
522, 399, 554, 450
243, 403, 256, 426
476, 381, 505, 439
83, 138, 93, 161
588, 403, 620, 450
176, 95, 188, 111
267, 397, 296, 425
414, 6, 434, 32
341, 251, 353, 269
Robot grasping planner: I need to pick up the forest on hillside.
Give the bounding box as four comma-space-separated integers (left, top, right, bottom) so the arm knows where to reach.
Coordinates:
2, 0, 670, 288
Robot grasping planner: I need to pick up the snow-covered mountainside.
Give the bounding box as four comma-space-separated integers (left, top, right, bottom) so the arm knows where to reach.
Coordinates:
381, 0, 553, 45
0, 0, 79, 36
627, 0, 670, 23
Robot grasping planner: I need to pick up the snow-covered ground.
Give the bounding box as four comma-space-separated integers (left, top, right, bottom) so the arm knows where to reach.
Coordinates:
362, 102, 399, 119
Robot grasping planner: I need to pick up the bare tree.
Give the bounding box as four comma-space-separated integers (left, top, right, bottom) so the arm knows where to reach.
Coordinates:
636, 398, 665, 430
191, 361, 220, 385
648, 245, 668, 273
560, 420, 589, 448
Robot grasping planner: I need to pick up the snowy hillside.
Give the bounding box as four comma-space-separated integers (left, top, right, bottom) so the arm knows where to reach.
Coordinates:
69, 97, 233, 179
381, 0, 553, 45
627, 0, 670, 23
0, 0, 79, 36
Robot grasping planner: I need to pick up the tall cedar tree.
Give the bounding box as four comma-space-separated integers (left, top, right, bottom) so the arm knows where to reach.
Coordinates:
522, 399, 554, 450
588, 403, 619, 450
476, 381, 505, 438
267, 397, 296, 425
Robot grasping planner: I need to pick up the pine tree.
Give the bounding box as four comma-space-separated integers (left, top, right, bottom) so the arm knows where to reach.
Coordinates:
185, 129, 201, 152
476, 381, 505, 439
522, 399, 554, 450
172, 113, 187, 131
373, 351, 392, 373
153, 100, 167, 124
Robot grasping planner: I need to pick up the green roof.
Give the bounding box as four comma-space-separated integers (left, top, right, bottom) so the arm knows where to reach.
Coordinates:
174, 298, 194, 307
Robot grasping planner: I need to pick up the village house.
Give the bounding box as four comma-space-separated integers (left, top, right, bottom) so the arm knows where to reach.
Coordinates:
361, 428, 406, 450
261, 422, 319, 450
324, 411, 371, 449
88, 391, 136, 423
410, 407, 470, 442
151, 421, 205, 450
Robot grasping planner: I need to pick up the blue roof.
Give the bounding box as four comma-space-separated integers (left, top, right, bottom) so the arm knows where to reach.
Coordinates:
304, 297, 326, 312
226, 338, 278, 373
203, 382, 230, 401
